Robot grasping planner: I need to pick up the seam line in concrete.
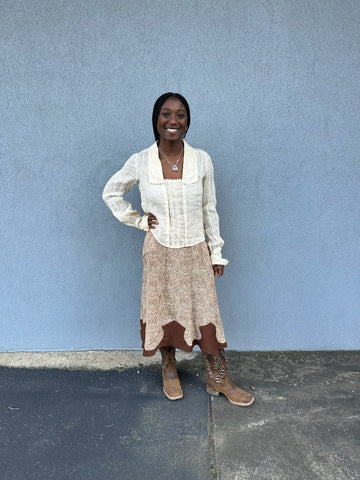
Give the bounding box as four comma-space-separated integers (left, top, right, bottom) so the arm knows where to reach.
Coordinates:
208, 396, 218, 479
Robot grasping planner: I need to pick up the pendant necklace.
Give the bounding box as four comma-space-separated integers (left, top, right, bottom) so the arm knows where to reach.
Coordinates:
159, 145, 183, 172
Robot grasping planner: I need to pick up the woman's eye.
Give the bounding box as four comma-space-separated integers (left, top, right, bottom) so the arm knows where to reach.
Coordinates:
177, 114, 185, 118
161, 112, 170, 117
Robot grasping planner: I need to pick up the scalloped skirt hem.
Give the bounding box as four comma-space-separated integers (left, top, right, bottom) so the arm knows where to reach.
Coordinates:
140, 319, 228, 357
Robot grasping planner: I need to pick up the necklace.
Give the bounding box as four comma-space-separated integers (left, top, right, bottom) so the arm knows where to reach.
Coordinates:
159, 145, 183, 172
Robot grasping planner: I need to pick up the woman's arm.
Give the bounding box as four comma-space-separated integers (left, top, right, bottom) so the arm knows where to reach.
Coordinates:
102, 154, 149, 230
202, 152, 229, 271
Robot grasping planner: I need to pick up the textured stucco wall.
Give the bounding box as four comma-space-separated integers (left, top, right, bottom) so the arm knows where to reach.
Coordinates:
1, 0, 359, 351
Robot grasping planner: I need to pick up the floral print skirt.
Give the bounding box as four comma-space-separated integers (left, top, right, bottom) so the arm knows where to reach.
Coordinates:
140, 231, 227, 356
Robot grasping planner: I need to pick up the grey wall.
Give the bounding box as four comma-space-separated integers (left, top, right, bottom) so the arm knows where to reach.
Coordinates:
1, 0, 359, 352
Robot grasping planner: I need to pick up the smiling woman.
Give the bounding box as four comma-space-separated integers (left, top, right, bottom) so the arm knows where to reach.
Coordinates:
102, 92, 254, 407
157, 101, 186, 172
152, 93, 190, 177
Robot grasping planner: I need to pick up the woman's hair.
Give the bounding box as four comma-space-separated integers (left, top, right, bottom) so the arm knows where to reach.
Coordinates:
152, 92, 191, 141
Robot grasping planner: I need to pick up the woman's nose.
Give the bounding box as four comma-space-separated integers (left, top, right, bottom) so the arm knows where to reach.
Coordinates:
168, 113, 177, 124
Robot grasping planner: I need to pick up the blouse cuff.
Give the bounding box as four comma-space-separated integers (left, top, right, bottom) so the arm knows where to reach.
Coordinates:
210, 247, 229, 266
137, 214, 150, 231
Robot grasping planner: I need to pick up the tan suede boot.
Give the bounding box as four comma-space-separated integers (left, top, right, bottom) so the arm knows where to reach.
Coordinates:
159, 347, 183, 401
204, 349, 254, 407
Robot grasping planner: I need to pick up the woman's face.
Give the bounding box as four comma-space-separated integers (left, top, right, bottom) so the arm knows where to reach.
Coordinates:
156, 97, 188, 143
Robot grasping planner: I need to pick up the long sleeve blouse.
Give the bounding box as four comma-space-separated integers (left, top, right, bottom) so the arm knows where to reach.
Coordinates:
102, 141, 228, 265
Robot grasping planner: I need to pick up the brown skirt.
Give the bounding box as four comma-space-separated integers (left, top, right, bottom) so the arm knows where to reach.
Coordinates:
140, 231, 227, 356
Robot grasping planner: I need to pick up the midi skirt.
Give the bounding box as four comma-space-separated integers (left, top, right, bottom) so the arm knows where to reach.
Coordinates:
140, 231, 227, 356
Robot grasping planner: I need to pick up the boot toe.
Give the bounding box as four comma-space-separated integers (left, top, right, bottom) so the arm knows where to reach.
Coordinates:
163, 379, 183, 400
228, 391, 255, 407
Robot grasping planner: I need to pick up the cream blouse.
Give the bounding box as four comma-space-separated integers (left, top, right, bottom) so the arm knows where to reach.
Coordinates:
102, 141, 229, 265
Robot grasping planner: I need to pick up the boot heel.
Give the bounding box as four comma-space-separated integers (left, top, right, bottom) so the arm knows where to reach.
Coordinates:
206, 385, 219, 396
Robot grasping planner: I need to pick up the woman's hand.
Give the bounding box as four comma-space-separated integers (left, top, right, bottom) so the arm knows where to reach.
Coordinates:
148, 213, 159, 229
213, 265, 224, 278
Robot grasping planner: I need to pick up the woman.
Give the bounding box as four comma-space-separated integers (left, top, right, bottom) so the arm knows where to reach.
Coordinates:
103, 92, 254, 407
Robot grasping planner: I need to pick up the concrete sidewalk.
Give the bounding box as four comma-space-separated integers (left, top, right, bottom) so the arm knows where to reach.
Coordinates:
0, 351, 359, 480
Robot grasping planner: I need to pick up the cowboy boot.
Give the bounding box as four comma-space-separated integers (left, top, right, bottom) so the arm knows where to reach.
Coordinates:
204, 349, 254, 406
159, 347, 183, 400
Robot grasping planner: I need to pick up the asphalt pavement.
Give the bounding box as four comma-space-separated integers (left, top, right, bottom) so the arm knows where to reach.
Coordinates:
0, 351, 359, 480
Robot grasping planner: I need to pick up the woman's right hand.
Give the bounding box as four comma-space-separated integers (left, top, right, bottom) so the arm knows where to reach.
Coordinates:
148, 213, 159, 229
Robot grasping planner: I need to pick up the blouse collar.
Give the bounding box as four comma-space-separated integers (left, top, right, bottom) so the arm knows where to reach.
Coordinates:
148, 141, 198, 184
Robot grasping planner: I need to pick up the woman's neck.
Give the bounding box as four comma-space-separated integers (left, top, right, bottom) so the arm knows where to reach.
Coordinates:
158, 139, 184, 155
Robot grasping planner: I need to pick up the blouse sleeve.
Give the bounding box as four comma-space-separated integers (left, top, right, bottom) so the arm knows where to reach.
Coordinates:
202, 152, 229, 265
102, 154, 149, 231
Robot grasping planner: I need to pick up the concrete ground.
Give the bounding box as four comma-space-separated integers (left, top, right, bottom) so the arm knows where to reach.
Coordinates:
0, 350, 359, 480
